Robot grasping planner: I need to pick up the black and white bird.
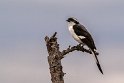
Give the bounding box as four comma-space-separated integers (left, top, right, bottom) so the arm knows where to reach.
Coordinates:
66, 17, 103, 74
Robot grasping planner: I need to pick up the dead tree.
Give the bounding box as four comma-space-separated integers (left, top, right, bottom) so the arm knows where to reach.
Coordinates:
44, 32, 98, 83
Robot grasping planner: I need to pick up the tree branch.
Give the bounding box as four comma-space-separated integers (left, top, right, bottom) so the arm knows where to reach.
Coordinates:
61, 44, 92, 56
61, 44, 99, 57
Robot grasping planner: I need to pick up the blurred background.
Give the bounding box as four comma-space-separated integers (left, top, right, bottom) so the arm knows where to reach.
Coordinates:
0, 0, 124, 83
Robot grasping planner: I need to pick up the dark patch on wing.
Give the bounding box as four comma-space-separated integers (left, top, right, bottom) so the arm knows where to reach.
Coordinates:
73, 24, 96, 50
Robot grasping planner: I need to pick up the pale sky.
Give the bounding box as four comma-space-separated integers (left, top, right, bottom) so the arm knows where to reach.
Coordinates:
0, 0, 124, 83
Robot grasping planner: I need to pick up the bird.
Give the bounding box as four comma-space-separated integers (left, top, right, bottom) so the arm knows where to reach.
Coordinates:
66, 17, 103, 74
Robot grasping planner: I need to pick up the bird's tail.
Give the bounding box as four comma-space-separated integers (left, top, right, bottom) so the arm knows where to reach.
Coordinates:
91, 50, 103, 74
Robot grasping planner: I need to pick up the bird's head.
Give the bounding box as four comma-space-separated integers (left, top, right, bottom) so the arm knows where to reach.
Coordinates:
66, 17, 79, 24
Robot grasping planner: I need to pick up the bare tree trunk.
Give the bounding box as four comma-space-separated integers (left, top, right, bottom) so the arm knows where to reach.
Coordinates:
45, 32, 64, 83
44, 32, 98, 83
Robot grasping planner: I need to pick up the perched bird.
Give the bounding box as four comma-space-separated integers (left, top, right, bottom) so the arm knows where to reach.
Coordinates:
66, 17, 103, 74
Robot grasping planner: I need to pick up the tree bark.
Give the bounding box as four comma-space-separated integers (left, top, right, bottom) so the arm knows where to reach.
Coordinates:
44, 32, 98, 83
45, 32, 64, 83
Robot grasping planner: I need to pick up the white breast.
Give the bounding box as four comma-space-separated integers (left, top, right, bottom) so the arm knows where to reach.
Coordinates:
68, 25, 82, 43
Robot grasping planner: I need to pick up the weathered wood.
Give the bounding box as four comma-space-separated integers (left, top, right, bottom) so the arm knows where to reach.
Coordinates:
45, 32, 64, 83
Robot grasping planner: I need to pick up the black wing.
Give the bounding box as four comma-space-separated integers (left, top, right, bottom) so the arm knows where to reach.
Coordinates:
73, 24, 96, 50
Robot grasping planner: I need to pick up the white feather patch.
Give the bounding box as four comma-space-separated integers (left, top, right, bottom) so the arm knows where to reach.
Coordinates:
83, 45, 89, 50
78, 36, 85, 39
68, 26, 82, 43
